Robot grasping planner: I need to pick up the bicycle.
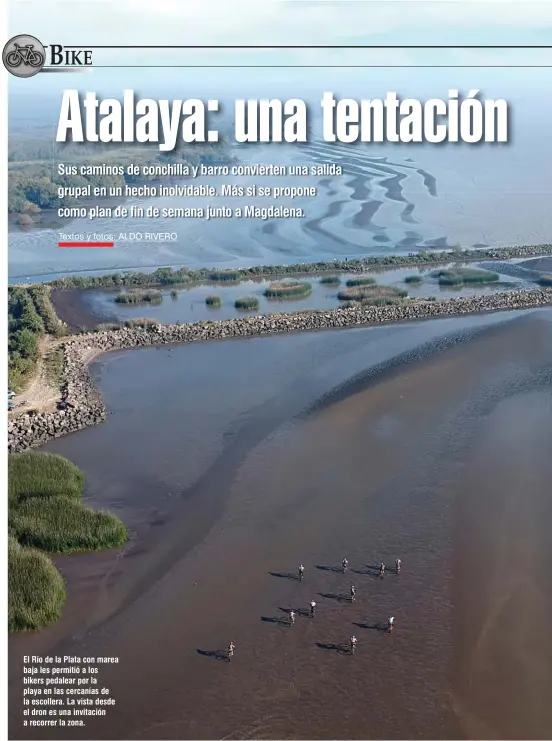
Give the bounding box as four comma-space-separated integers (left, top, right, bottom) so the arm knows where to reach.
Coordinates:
6, 43, 44, 68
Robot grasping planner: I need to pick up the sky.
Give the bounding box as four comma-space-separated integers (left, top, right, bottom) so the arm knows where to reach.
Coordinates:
7, 0, 552, 114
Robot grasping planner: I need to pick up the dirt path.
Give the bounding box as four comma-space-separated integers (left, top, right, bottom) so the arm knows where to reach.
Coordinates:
10, 336, 63, 414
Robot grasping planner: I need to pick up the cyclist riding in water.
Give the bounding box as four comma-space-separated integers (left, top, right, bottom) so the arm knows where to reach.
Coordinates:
387, 616, 394, 633
310, 600, 316, 618
395, 558, 401, 573
350, 635, 358, 654
228, 641, 235, 659
350, 585, 356, 602
379, 562, 386, 578
289, 610, 296, 625
342, 558, 348, 573
298, 564, 305, 581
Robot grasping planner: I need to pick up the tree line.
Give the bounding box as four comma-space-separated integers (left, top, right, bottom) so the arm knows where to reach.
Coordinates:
8, 286, 66, 390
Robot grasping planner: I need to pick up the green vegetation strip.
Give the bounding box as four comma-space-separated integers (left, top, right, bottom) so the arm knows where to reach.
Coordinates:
8, 452, 127, 632
43, 245, 552, 291
404, 274, 423, 284
205, 295, 222, 307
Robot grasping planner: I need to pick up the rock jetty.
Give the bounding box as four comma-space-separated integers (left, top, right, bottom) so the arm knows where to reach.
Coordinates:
8, 289, 552, 452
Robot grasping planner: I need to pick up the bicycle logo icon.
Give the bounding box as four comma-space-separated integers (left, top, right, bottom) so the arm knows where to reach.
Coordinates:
3, 35, 46, 77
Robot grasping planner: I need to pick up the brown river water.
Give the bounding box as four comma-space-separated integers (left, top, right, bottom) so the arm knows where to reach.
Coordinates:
8, 309, 552, 740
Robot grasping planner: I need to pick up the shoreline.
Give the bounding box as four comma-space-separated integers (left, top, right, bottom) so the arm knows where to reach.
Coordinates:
8, 287, 552, 452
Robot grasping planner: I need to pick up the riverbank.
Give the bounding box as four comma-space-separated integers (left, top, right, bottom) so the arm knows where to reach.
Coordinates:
9, 310, 552, 739
7, 287, 552, 452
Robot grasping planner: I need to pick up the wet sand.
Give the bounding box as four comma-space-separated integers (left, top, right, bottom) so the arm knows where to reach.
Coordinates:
8, 310, 552, 740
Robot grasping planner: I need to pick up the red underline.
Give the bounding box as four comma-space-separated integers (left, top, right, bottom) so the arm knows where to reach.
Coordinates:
58, 242, 114, 248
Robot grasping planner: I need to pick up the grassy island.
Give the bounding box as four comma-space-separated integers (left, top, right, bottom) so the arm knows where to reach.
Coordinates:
345, 276, 377, 287
205, 295, 222, 307
264, 280, 312, 299
115, 289, 163, 304
434, 267, 500, 287
404, 274, 423, 285
338, 284, 408, 305
208, 269, 242, 282
319, 276, 341, 285
234, 296, 259, 311
8, 452, 127, 632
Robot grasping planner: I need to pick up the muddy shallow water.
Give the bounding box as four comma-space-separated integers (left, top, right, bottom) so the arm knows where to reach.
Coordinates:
80, 264, 527, 327
8, 309, 552, 740
50, 260, 533, 332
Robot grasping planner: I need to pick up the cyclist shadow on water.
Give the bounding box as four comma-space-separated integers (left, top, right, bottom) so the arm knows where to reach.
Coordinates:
316, 642, 351, 655
315, 564, 342, 573
352, 621, 388, 632
260, 615, 289, 627
318, 591, 350, 603
196, 648, 230, 661
352, 565, 384, 578
269, 571, 300, 581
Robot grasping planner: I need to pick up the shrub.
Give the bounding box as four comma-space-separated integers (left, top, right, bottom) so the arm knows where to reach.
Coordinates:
234, 296, 259, 310
8, 537, 66, 632
205, 295, 222, 307
170, 289, 178, 300
320, 275, 341, 285
404, 274, 423, 285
